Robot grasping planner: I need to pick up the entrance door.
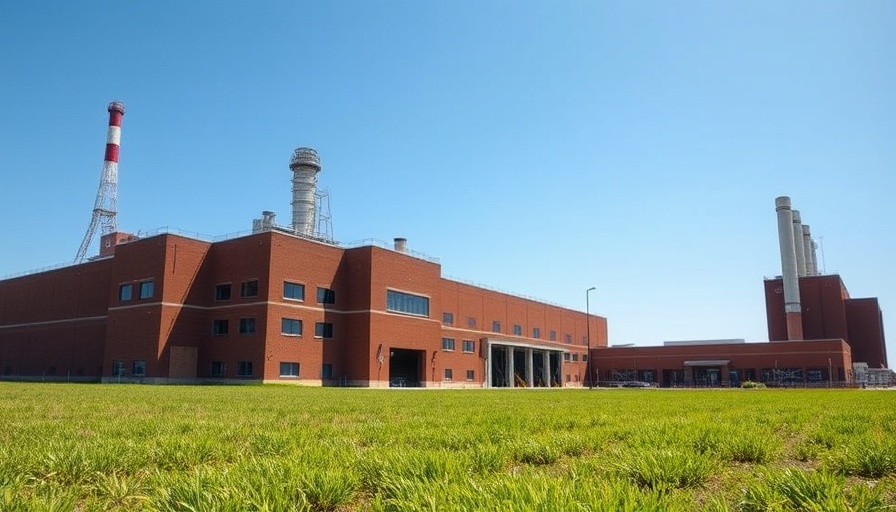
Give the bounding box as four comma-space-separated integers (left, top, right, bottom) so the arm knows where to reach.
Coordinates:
388, 349, 423, 387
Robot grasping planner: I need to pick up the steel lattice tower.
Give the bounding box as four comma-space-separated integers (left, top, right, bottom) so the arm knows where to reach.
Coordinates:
75, 101, 125, 263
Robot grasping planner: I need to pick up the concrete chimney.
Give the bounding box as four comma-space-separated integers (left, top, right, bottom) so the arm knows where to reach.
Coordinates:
775, 196, 803, 340
394, 237, 408, 253
792, 210, 807, 277
801, 225, 815, 276
289, 147, 321, 236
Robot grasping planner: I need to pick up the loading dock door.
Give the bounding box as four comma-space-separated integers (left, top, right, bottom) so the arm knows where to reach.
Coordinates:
389, 348, 423, 387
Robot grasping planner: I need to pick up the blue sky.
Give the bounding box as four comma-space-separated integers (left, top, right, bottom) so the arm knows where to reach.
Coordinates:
1, 2, 894, 362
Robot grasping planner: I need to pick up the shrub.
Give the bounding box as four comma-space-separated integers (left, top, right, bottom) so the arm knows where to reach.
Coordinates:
741, 381, 767, 389
615, 448, 715, 491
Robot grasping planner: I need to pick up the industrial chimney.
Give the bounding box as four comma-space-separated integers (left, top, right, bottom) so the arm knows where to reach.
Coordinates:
792, 210, 807, 277
394, 238, 408, 253
289, 147, 321, 236
801, 225, 816, 276
775, 196, 803, 340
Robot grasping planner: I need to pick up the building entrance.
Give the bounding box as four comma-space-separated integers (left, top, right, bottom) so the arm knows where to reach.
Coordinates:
388, 348, 423, 387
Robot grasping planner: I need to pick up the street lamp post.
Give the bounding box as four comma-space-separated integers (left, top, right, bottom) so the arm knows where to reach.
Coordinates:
586, 286, 596, 389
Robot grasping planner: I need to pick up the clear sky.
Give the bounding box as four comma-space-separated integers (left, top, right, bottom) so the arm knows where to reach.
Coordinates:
1, 2, 893, 363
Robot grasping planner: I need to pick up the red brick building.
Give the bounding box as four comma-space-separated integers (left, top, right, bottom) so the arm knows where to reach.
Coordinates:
0, 230, 603, 387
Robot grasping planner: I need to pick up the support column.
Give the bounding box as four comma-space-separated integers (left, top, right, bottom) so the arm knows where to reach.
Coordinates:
506, 346, 514, 387
526, 349, 534, 387
558, 354, 564, 387
485, 342, 492, 389
542, 351, 550, 387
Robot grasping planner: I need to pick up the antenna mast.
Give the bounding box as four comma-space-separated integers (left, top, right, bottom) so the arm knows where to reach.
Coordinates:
75, 101, 125, 263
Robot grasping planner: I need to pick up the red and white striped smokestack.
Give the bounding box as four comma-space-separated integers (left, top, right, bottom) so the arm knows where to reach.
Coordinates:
104, 101, 125, 166
775, 196, 803, 340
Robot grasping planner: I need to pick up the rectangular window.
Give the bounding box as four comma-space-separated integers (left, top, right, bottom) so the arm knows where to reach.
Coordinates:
210, 361, 226, 377
444, 368, 453, 381
317, 287, 336, 304
564, 334, 572, 344
492, 321, 501, 333
467, 317, 476, 328
112, 360, 125, 377
321, 363, 333, 379
513, 324, 522, 336
466, 370, 475, 381
583, 355, 588, 362
281, 318, 302, 336
533, 327, 541, 339
239, 318, 256, 335
118, 283, 133, 301
215, 283, 231, 301
237, 361, 253, 376
314, 322, 333, 338
564, 353, 571, 362
386, 290, 429, 316
283, 281, 305, 301
132, 360, 146, 377
138, 280, 154, 299
550, 330, 557, 341
442, 312, 454, 325
212, 319, 229, 336
462, 340, 475, 353
572, 353, 579, 362
442, 338, 456, 351
240, 280, 259, 298
279, 362, 299, 377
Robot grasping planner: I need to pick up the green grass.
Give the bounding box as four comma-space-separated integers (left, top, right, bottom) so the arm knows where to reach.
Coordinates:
0, 384, 895, 510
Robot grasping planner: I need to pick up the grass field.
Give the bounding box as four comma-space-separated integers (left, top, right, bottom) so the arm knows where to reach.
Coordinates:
1, 384, 895, 511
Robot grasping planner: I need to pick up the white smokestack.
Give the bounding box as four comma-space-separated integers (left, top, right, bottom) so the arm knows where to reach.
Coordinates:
775, 196, 803, 340
792, 210, 807, 277
394, 237, 408, 253
289, 147, 321, 236
802, 224, 815, 276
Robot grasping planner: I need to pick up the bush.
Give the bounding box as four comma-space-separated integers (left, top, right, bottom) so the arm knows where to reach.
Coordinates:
741, 381, 767, 389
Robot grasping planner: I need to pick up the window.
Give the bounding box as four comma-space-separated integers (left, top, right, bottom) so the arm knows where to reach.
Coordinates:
284, 281, 305, 301
237, 361, 253, 376
564, 334, 572, 344
240, 280, 258, 298
321, 364, 333, 379
212, 319, 229, 336
444, 368, 453, 381
314, 322, 333, 338
533, 327, 541, 339
513, 324, 522, 336
550, 330, 557, 341
317, 287, 336, 304
572, 354, 579, 362
279, 362, 299, 377
467, 317, 476, 328
466, 370, 475, 381
564, 353, 571, 362
215, 283, 231, 301
462, 340, 475, 353
492, 321, 501, 333
139, 280, 154, 299
132, 360, 146, 377
239, 318, 256, 335
386, 290, 429, 316
442, 312, 454, 325
118, 283, 133, 301
583, 355, 588, 362
281, 318, 302, 336
442, 338, 456, 351
112, 360, 125, 377
211, 361, 226, 377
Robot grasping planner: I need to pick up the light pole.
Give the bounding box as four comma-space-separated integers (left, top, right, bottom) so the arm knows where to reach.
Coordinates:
586, 286, 596, 389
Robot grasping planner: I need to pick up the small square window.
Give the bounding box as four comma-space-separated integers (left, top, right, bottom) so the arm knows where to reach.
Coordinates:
239, 318, 256, 335
462, 340, 475, 353
583, 355, 588, 362
279, 362, 299, 377
442, 312, 454, 325
492, 321, 501, 333
564, 334, 572, 344
132, 360, 146, 377
118, 283, 133, 301
444, 368, 453, 381
533, 327, 541, 339
315, 322, 333, 338
138, 280, 154, 299
112, 360, 125, 377
284, 281, 305, 301
466, 370, 475, 381
237, 361, 253, 377
564, 353, 571, 362
215, 283, 232, 301
550, 330, 557, 341
513, 324, 522, 336
210, 361, 226, 377
281, 318, 302, 336
321, 363, 333, 379
466, 317, 476, 328
572, 353, 579, 362
240, 280, 258, 298
442, 338, 455, 351
317, 287, 336, 304
212, 319, 229, 336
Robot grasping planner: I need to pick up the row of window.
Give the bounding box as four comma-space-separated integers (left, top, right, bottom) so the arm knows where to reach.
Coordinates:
441, 313, 580, 344
118, 280, 154, 301
209, 361, 334, 378
443, 368, 476, 382
214, 280, 336, 304
441, 338, 476, 353
563, 353, 586, 362
211, 318, 334, 338
112, 360, 146, 377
